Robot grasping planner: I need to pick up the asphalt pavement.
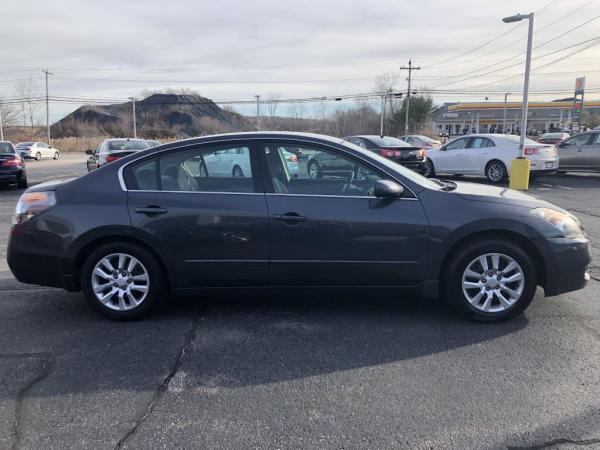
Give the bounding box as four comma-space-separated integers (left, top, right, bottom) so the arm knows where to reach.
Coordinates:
1, 155, 599, 449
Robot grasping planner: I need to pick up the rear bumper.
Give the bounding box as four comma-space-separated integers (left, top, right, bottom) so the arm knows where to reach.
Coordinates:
529, 159, 559, 172
539, 236, 591, 296
399, 160, 426, 172
0, 170, 23, 183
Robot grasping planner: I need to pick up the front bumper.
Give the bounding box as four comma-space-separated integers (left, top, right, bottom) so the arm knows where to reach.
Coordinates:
539, 236, 591, 296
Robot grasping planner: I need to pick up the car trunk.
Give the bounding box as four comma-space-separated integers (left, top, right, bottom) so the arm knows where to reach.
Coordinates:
378, 146, 425, 163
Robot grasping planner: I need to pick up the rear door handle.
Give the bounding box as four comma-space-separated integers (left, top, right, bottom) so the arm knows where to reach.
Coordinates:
135, 206, 168, 215
273, 213, 306, 223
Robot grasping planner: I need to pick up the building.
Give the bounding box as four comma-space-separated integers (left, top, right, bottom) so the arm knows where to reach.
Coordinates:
432, 99, 600, 136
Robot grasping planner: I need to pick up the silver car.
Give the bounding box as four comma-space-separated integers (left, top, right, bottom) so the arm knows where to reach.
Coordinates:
556, 131, 600, 173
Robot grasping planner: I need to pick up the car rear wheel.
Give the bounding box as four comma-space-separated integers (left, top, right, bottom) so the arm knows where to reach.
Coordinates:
53, 151, 59, 160
308, 160, 321, 179
81, 242, 166, 320
444, 239, 537, 321
17, 175, 28, 189
485, 160, 507, 183
422, 158, 435, 178
35, 152, 41, 161
232, 165, 244, 177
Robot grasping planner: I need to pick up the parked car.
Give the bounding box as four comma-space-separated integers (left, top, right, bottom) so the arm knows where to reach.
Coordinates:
15, 141, 60, 161
549, 126, 571, 133
398, 135, 442, 149
8, 132, 590, 322
0, 141, 27, 188
86, 138, 151, 172
538, 132, 570, 145
343, 135, 426, 173
146, 140, 162, 148
555, 131, 600, 173
423, 134, 559, 183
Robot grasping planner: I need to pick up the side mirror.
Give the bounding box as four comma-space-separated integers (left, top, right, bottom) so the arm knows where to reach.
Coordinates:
85, 149, 94, 155
440, 146, 447, 151
374, 180, 404, 198
558, 141, 569, 147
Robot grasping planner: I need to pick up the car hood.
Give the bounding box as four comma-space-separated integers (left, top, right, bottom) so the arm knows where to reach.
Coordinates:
451, 181, 563, 210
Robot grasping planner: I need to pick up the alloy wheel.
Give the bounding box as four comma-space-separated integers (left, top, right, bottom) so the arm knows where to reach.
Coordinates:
308, 161, 320, 178
91, 253, 150, 311
487, 163, 504, 182
461, 253, 525, 313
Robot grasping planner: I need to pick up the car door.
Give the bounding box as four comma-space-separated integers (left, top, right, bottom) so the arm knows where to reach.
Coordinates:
259, 140, 429, 286
583, 133, 600, 170
125, 141, 269, 288
464, 137, 494, 173
433, 137, 470, 173
559, 133, 591, 169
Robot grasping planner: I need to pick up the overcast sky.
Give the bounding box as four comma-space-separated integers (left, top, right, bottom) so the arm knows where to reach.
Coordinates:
1, 0, 599, 121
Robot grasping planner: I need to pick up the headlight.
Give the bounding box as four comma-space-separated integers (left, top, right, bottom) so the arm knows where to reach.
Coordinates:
13, 191, 56, 225
530, 208, 582, 238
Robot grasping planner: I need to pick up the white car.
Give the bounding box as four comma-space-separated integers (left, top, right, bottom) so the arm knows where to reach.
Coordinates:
423, 134, 558, 183
15, 141, 60, 161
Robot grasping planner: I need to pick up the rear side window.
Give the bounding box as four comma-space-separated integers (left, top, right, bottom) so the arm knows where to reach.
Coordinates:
127, 144, 256, 193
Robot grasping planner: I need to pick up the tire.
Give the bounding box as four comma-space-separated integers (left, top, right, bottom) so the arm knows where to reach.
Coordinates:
232, 165, 244, 177
443, 238, 537, 322
17, 176, 28, 189
81, 242, 166, 320
422, 158, 435, 178
308, 160, 321, 179
53, 151, 59, 160
485, 160, 508, 183
35, 152, 41, 161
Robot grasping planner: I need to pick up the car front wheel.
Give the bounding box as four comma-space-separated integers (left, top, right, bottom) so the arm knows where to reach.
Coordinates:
485, 160, 507, 183
53, 151, 59, 160
444, 239, 537, 321
35, 152, 41, 161
308, 160, 321, 178
81, 242, 166, 320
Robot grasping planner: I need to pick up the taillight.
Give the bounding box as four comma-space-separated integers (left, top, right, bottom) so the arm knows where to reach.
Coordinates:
13, 191, 56, 225
105, 154, 121, 163
287, 154, 298, 162
524, 147, 539, 155
380, 149, 401, 157
418, 148, 426, 159
1, 157, 22, 168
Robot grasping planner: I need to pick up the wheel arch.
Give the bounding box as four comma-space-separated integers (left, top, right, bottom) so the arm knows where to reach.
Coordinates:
438, 229, 547, 291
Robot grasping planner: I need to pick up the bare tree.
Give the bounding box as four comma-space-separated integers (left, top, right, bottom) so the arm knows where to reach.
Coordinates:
264, 92, 282, 130
13, 79, 42, 133
0, 99, 20, 129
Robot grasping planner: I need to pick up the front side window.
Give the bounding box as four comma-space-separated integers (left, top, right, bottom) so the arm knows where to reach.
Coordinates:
127, 144, 255, 193
264, 143, 385, 197
445, 137, 469, 150
469, 137, 495, 149
565, 134, 592, 146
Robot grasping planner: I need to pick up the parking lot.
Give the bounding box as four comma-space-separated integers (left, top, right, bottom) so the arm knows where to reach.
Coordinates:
1, 155, 599, 449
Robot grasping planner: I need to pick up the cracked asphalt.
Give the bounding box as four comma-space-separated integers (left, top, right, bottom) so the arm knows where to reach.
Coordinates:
0, 155, 599, 449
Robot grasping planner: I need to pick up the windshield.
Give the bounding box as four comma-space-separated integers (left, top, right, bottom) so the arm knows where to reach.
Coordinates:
0, 143, 15, 154
502, 135, 539, 145
341, 140, 441, 190
368, 136, 411, 147
107, 140, 150, 151
16, 142, 33, 148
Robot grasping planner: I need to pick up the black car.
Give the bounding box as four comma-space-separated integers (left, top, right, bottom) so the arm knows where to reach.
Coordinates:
0, 141, 27, 188
86, 138, 151, 172
8, 132, 590, 321
344, 135, 426, 173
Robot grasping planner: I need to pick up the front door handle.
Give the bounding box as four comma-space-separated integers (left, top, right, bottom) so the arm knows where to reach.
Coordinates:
273, 212, 307, 223
135, 206, 168, 215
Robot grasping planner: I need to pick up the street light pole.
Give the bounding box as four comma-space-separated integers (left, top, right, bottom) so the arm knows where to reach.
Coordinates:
128, 97, 137, 138
380, 94, 385, 137
255, 95, 261, 131
0, 101, 3, 141
502, 93, 511, 133
42, 69, 53, 144
503, 12, 534, 190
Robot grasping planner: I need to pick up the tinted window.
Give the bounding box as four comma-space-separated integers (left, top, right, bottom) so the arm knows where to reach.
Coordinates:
264, 143, 385, 197
128, 144, 255, 193
108, 140, 150, 151
445, 138, 469, 150
0, 143, 15, 154
368, 136, 411, 147
566, 134, 592, 146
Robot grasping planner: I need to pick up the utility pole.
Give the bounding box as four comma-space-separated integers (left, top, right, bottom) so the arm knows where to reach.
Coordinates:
42, 69, 53, 144
400, 59, 420, 135
255, 95, 261, 131
502, 93, 511, 133
379, 94, 385, 137
128, 97, 137, 138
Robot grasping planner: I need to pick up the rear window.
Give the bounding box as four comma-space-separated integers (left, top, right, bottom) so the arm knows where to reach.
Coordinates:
107, 140, 150, 151
0, 143, 15, 154
16, 142, 33, 148
368, 137, 411, 147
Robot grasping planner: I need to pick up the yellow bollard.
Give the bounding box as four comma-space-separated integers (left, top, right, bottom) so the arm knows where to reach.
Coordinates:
509, 158, 531, 190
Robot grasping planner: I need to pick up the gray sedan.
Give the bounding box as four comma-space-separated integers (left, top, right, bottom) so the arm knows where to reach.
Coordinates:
557, 131, 600, 173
